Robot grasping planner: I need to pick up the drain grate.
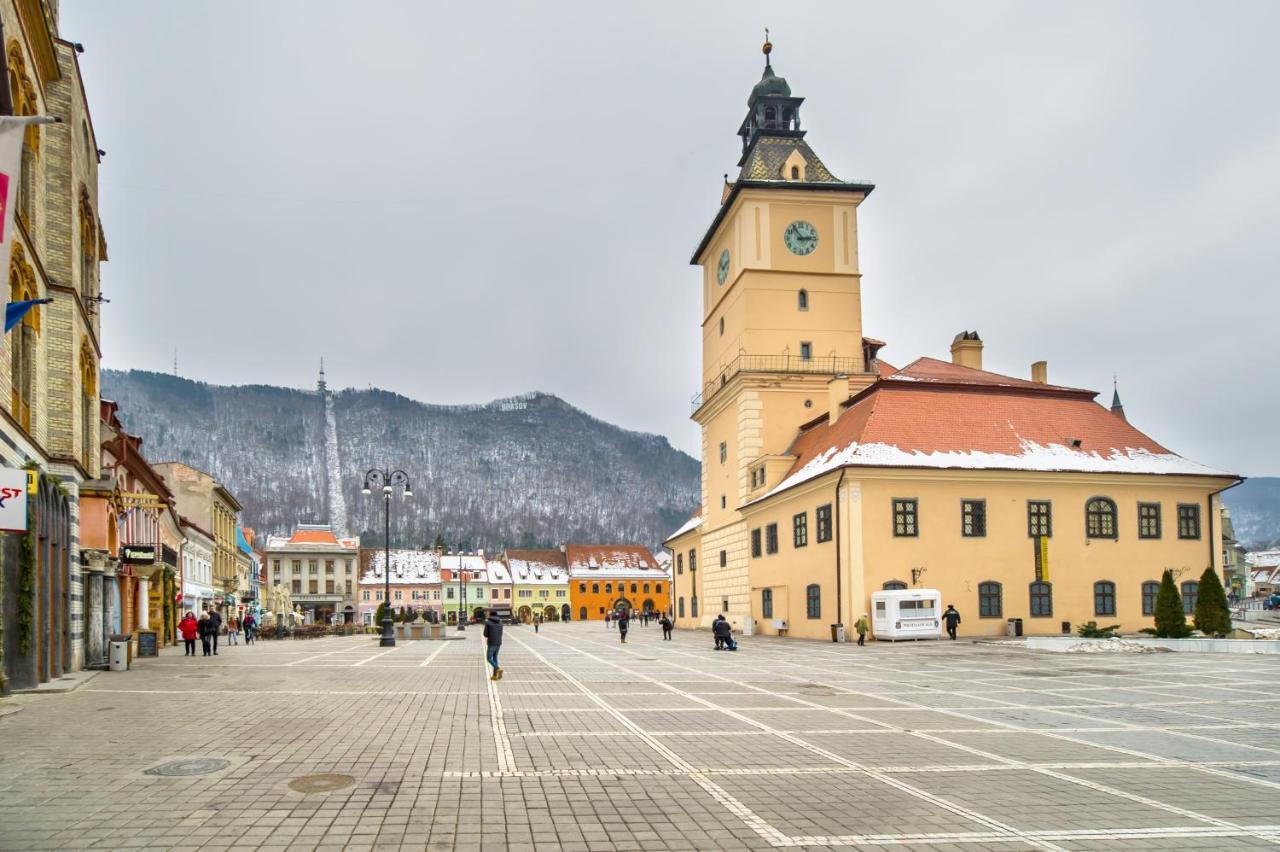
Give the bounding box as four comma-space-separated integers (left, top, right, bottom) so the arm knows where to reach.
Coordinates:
288, 773, 355, 794
145, 758, 231, 777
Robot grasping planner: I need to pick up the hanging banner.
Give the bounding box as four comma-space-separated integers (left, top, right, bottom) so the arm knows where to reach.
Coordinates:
0, 116, 57, 279
0, 466, 30, 532
1033, 535, 1050, 581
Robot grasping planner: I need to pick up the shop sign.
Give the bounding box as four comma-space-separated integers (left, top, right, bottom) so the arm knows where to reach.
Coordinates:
122, 544, 157, 565
161, 545, 178, 566
0, 467, 29, 532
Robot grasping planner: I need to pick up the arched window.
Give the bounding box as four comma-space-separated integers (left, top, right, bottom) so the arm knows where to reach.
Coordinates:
81, 339, 97, 471
790, 165, 800, 179
578, 583, 586, 593
978, 582, 1002, 617
798, 289, 808, 310
764, 105, 777, 124
806, 584, 821, 619
691, 596, 699, 617
678, 597, 685, 618
591, 583, 599, 594
882, 580, 907, 591
1181, 581, 1199, 615
1141, 581, 1159, 616
761, 588, 773, 618
579, 607, 587, 621
1030, 581, 1053, 617
79, 189, 98, 302
1085, 497, 1118, 539
8, 42, 40, 231
1094, 581, 1116, 616
9, 244, 39, 432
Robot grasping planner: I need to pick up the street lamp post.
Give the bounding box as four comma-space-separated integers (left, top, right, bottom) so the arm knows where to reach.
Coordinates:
362, 468, 412, 647
457, 544, 468, 631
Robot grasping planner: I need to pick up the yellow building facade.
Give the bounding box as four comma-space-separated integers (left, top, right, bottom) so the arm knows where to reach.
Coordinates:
668, 43, 1237, 640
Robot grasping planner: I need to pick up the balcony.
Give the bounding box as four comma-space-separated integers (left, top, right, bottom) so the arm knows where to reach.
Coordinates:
691, 354, 871, 412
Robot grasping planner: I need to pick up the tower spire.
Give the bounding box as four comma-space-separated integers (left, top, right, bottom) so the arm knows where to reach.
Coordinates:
1110, 374, 1126, 421
318, 358, 327, 394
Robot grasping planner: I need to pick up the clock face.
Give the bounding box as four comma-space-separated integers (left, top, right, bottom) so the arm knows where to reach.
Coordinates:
716, 249, 730, 285
784, 220, 818, 255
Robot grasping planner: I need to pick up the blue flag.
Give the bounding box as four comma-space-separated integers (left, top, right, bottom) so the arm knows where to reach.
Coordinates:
5, 299, 52, 333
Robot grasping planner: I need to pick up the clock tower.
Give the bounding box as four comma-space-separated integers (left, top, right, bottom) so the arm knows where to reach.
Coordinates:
686, 38, 879, 622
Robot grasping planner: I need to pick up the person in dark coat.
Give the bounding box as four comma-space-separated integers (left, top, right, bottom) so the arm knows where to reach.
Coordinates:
179, 612, 199, 656
942, 604, 961, 640
207, 608, 223, 655
713, 614, 733, 650
483, 610, 503, 680
616, 611, 629, 643
660, 613, 673, 640
243, 613, 257, 645
197, 613, 215, 657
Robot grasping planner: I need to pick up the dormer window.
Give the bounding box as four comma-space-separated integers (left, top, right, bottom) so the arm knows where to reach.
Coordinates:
790, 166, 799, 179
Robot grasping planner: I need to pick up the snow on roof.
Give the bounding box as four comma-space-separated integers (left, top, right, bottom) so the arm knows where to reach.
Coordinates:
360, 549, 440, 585
439, 554, 492, 583
664, 510, 703, 544
503, 548, 568, 584
266, 524, 358, 552
486, 560, 512, 584
565, 544, 668, 579
1246, 550, 1280, 568
751, 363, 1233, 505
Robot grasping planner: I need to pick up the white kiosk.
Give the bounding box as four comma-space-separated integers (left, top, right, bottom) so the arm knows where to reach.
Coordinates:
870, 588, 943, 641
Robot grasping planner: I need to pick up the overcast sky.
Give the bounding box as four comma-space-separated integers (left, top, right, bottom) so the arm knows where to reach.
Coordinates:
64, 1, 1279, 475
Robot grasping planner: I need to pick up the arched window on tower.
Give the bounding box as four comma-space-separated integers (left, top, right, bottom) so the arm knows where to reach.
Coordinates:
79, 190, 98, 303
764, 105, 777, 126
798, 289, 808, 310
80, 339, 98, 471
9, 245, 39, 432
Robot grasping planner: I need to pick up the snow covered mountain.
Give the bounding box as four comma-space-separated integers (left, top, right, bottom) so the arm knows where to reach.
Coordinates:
101, 370, 699, 551
1223, 477, 1280, 550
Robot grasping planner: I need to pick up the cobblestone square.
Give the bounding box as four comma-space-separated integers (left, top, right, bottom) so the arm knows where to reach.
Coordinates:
3, 624, 1280, 850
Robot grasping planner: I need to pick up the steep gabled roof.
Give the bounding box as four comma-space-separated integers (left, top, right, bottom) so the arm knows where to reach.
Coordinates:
565, 544, 664, 579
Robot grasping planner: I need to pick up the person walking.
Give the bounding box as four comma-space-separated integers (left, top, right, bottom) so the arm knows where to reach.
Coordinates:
605, 611, 611, 629
617, 610, 629, 644
534, 614, 541, 634
855, 613, 869, 647
197, 612, 215, 657
483, 609, 503, 681
243, 613, 257, 645
179, 611, 199, 656
660, 613, 673, 640
226, 616, 239, 646
942, 604, 961, 640
208, 608, 223, 655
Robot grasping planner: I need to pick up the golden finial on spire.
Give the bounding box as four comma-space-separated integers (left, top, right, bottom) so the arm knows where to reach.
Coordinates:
763, 28, 772, 57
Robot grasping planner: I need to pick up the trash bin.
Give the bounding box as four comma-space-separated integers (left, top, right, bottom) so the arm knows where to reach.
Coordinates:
1006, 618, 1023, 637
831, 623, 846, 643
108, 640, 129, 672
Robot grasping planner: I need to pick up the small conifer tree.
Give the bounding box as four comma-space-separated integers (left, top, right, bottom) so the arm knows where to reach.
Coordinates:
1154, 569, 1189, 638
1193, 566, 1232, 637
374, 602, 387, 625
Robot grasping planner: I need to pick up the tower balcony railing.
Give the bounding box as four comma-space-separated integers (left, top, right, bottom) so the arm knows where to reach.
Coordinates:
691, 353, 871, 412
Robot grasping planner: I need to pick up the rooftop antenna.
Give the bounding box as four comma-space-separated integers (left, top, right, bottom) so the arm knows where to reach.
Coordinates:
173, 347, 178, 377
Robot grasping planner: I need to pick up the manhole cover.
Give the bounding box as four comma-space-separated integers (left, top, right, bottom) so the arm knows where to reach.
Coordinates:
288, 773, 355, 794
145, 758, 230, 777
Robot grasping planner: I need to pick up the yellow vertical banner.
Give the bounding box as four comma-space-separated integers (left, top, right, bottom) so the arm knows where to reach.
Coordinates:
1039, 536, 1050, 581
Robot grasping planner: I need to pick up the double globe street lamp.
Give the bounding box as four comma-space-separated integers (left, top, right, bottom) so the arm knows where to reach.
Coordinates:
362, 468, 412, 647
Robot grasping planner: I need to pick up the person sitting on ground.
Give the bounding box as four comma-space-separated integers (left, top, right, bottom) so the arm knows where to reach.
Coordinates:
713, 614, 733, 650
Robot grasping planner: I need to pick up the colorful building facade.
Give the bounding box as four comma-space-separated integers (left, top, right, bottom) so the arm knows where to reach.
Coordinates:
567, 544, 670, 620
505, 549, 570, 622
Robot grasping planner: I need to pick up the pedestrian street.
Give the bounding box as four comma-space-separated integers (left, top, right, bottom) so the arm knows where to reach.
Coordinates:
3, 623, 1280, 850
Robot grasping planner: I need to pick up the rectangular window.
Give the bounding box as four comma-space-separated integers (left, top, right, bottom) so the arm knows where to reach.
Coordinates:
291, 580, 301, 594
325, 560, 335, 574
1094, 582, 1116, 617
394, 590, 401, 601
309, 560, 318, 575
447, 587, 455, 599
719, 442, 727, 464
655, 584, 663, 593
793, 512, 808, 547
326, 580, 335, 594
676, 553, 683, 575
309, 580, 318, 594
1027, 501, 1052, 537
1177, 504, 1201, 539
345, 559, 353, 574
273, 559, 281, 571
1138, 503, 1162, 539
292, 560, 301, 573
765, 523, 778, 554
689, 550, 696, 573
719, 549, 727, 567
1030, 582, 1053, 617
750, 528, 762, 558
362, 590, 370, 601
978, 582, 1002, 618
893, 499, 918, 537
816, 504, 832, 543
1141, 582, 1158, 615
806, 584, 821, 619
761, 588, 773, 618
799, 341, 812, 360
961, 500, 986, 537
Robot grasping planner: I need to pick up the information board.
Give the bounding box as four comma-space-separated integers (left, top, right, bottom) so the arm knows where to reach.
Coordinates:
136, 629, 159, 657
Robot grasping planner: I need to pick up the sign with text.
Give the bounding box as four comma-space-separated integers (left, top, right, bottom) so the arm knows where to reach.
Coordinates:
1033, 535, 1050, 581
0, 467, 29, 532
122, 544, 157, 565
136, 629, 159, 657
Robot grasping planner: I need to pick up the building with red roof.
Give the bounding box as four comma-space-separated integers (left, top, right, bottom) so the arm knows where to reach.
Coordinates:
667, 45, 1239, 640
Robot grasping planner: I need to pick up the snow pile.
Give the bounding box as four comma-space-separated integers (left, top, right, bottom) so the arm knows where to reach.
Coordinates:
1064, 638, 1167, 654
1242, 627, 1280, 640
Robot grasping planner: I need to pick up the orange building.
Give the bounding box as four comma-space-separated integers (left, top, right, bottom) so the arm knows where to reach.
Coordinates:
567, 544, 671, 620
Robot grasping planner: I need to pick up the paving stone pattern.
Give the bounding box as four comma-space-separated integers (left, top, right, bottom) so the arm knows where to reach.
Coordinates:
1, 624, 1280, 850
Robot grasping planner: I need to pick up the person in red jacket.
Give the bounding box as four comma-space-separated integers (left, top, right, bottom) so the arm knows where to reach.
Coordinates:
179, 611, 199, 656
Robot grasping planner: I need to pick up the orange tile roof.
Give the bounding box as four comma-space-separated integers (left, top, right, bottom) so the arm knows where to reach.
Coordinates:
289, 528, 340, 545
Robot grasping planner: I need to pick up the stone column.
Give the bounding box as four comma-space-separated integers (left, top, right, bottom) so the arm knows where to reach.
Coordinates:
137, 578, 150, 629
85, 570, 104, 667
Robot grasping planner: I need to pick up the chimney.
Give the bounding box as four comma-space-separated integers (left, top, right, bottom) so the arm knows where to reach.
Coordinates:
950, 331, 983, 370
1030, 361, 1048, 384
828, 375, 849, 424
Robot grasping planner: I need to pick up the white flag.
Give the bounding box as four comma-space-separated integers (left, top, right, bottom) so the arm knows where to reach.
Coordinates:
0, 116, 58, 280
